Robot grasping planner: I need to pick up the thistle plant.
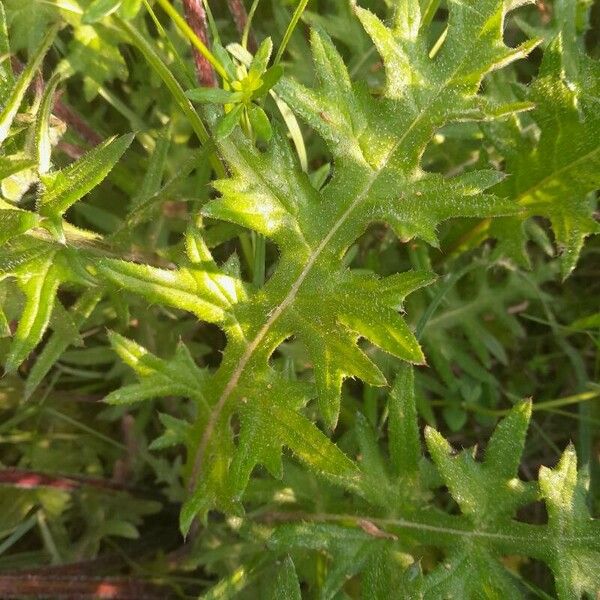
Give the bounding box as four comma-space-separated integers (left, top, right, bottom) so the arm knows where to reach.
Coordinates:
0, 0, 598, 598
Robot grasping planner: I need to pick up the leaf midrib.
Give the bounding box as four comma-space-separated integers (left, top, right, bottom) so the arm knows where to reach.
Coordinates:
266, 511, 598, 548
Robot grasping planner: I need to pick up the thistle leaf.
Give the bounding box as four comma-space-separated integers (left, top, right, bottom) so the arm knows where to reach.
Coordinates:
539, 446, 600, 598
425, 401, 536, 522
175, 0, 537, 522
96, 257, 245, 325
105, 332, 207, 406
489, 36, 600, 277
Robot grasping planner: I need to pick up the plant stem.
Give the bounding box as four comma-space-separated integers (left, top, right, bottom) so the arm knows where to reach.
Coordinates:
227, 0, 257, 52
181, 0, 216, 86
154, 0, 230, 82
114, 17, 226, 177
274, 0, 309, 65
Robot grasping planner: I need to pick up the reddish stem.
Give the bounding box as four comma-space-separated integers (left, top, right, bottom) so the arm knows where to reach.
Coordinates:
227, 0, 257, 52
182, 0, 216, 87
11, 57, 102, 147
0, 468, 132, 492
0, 575, 170, 599
53, 98, 103, 147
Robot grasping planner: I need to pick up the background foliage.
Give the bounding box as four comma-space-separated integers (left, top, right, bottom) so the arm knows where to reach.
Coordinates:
0, 0, 599, 598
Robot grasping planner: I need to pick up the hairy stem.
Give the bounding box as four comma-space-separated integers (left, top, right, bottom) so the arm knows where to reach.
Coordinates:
182, 0, 216, 86
227, 0, 257, 53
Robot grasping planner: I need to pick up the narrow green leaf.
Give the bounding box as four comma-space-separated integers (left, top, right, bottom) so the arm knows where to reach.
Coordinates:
248, 104, 272, 141
388, 365, 421, 477
570, 312, 600, 331
270, 557, 301, 600
38, 133, 133, 218
24, 288, 102, 399
0, 24, 59, 145
5, 257, 61, 373
216, 104, 243, 139
256, 65, 284, 96
249, 37, 273, 77
186, 87, 242, 104
96, 258, 241, 324
130, 130, 170, 209
82, 0, 122, 24
34, 71, 63, 174
0, 206, 38, 244
274, 0, 309, 65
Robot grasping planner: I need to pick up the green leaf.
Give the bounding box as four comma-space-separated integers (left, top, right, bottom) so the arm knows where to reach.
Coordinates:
105, 332, 207, 406
186, 87, 242, 104
570, 312, 600, 331
425, 401, 536, 522
149, 413, 191, 450
178, 0, 538, 524
99, 519, 139, 539
489, 36, 600, 277
34, 71, 62, 175
0, 156, 36, 180
5, 255, 61, 373
249, 37, 273, 78
24, 289, 102, 399
0, 204, 38, 244
119, 0, 142, 19
248, 104, 272, 141
95, 255, 245, 324
270, 557, 301, 600
0, 24, 59, 145
130, 130, 170, 209
388, 365, 421, 477
256, 65, 284, 96
38, 133, 134, 219
216, 104, 244, 139
82, 0, 122, 24
539, 445, 600, 599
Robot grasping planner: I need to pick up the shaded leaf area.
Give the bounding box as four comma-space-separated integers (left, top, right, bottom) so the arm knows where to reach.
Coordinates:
257, 368, 600, 600
486, 36, 600, 277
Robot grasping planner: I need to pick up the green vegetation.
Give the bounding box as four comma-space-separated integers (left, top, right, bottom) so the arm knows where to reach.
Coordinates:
0, 0, 599, 597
